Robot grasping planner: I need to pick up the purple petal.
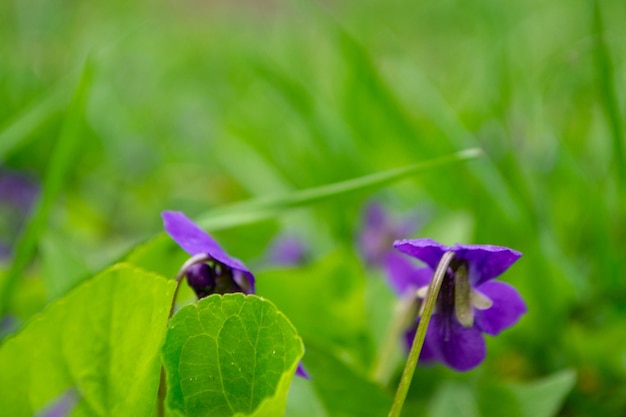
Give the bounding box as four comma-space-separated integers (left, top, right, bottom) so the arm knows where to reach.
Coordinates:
296, 362, 310, 379
37, 388, 78, 417
404, 324, 438, 363
358, 203, 390, 264
474, 280, 527, 335
266, 236, 307, 266
453, 244, 522, 286
364, 201, 388, 231
426, 315, 486, 371
0, 241, 11, 261
383, 253, 432, 295
0, 169, 39, 211
393, 238, 451, 271
162, 211, 255, 291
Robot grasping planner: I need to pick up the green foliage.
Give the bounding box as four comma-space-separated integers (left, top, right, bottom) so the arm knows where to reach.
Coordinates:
429, 382, 479, 417
1, 0, 623, 414
303, 342, 393, 417
0, 61, 92, 314
257, 250, 371, 364
509, 370, 577, 417
428, 370, 576, 417
0, 264, 176, 417
162, 294, 304, 417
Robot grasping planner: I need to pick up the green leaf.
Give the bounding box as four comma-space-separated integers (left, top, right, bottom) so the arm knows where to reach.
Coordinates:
477, 370, 576, 417
477, 382, 523, 417
302, 342, 392, 417
285, 376, 328, 417
428, 381, 479, 417
256, 250, 371, 365
510, 369, 576, 417
40, 232, 91, 301
0, 263, 176, 417
162, 293, 304, 417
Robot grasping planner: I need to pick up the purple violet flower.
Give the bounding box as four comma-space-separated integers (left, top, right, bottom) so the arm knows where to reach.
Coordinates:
266, 235, 308, 267
392, 238, 527, 371
0, 169, 39, 211
358, 202, 418, 267
162, 211, 255, 296
0, 169, 39, 260
162, 210, 309, 379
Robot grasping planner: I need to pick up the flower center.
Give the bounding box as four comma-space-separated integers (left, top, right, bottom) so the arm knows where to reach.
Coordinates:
185, 260, 247, 299
414, 259, 494, 336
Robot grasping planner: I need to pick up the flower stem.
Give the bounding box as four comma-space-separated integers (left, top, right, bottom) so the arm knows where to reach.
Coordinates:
157, 253, 213, 417
387, 251, 455, 417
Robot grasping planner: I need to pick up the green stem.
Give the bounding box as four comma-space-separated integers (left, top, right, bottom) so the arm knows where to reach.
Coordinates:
157, 253, 212, 417
387, 251, 455, 417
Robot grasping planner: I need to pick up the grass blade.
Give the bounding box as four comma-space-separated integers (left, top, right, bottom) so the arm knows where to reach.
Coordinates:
0, 85, 70, 164
196, 148, 483, 230
592, 0, 625, 184
0, 61, 93, 314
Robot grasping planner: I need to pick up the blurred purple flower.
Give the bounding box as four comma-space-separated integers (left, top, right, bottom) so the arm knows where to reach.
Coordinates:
266, 235, 308, 267
358, 201, 418, 267
162, 211, 255, 296
162, 211, 309, 378
0, 314, 20, 340
0, 169, 39, 211
36, 388, 78, 417
0, 169, 39, 260
392, 238, 526, 371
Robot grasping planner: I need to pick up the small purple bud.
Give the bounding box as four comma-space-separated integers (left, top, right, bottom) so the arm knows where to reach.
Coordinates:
185, 263, 216, 299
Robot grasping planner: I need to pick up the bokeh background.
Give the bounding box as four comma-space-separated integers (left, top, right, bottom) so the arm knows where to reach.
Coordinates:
1, 0, 625, 416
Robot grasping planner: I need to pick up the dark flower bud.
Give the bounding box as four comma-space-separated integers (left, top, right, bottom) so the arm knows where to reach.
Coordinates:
185, 263, 215, 299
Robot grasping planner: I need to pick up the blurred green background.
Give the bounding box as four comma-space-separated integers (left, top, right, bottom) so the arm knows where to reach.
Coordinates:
1, 0, 625, 416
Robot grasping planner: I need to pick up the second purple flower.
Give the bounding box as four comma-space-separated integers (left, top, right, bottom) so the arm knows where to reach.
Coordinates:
391, 238, 527, 372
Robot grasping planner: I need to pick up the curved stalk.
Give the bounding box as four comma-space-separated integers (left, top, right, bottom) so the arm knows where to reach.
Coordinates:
387, 251, 455, 417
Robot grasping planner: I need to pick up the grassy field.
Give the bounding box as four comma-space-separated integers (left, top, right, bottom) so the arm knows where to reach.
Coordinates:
1, 0, 625, 416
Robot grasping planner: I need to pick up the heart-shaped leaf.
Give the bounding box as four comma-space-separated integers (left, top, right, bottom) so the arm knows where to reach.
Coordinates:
0, 263, 176, 417
162, 293, 304, 417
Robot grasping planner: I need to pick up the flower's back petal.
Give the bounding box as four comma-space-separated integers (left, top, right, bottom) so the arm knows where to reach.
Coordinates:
383, 253, 432, 295
393, 238, 450, 271
454, 244, 521, 286
162, 211, 226, 256
162, 211, 255, 289
427, 315, 486, 371
474, 280, 526, 335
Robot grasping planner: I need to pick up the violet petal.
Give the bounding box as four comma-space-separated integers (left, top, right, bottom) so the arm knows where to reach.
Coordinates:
296, 362, 310, 379
383, 253, 431, 295
393, 238, 450, 271
453, 244, 522, 286
267, 236, 307, 266
426, 315, 486, 371
37, 388, 78, 417
474, 280, 527, 335
404, 324, 438, 363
